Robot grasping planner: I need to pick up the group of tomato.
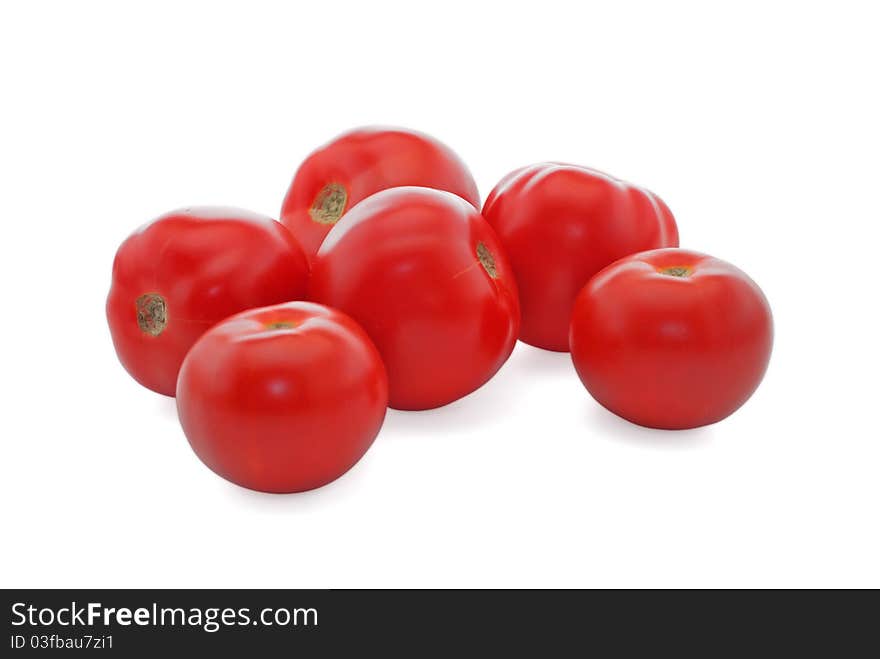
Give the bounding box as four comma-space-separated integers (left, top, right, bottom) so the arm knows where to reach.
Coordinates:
107, 127, 773, 494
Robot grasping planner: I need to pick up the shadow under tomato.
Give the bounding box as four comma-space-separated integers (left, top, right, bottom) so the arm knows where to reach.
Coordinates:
511, 341, 574, 376
381, 342, 577, 438
381, 355, 537, 438
154, 393, 180, 420
585, 402, 715, 449
383, 384, 521, 437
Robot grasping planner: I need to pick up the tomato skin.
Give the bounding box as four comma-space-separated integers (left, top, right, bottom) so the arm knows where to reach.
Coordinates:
569, 249, 773, 430
106, 207, 309, 397
176, 302, 387, 493
482, 163, 679, 352
309, 187, 520, 410
280, 126, 480, 259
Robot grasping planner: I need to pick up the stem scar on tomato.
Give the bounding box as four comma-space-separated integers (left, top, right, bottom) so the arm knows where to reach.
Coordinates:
309, 183, 347, 225
264, 321, 298, 330
135, 293, 167, 336
658, 265, 693, 278
476, 242, 498, 279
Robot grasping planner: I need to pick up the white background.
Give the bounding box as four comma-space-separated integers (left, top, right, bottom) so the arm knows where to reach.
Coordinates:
2, 1, 878, 588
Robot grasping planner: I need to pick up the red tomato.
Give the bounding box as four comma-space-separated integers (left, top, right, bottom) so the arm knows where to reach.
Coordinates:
107, 207, 309, 396
483, 163, 679, 351
309, 187, 520, 410
570, 249, 773, 429
280, 126, 480, 259
177, 302, 388, 493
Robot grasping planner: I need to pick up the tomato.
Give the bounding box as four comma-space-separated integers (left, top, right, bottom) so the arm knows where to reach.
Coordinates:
309, 187, 520, 410
482, 163, 679, 351
107, 207, 309, 396
569, 248, 773, 429
280, 126, 480, 259
176, 302, 387, 493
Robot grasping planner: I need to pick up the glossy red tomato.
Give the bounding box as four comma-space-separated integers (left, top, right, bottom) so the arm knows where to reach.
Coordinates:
107, 207, 309, 396
177, 302, 388, 493
309, 187, 520, 410
280, 126, 480, 259
570, 249, 773, 429
483, 163, 679, 351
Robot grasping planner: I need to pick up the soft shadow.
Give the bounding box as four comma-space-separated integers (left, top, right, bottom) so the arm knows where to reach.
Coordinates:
586, 402, 714, 449
511, 342, 574, 377
382, 342, 575, 438
383, 367, 526, 439
153, 393, 180, 420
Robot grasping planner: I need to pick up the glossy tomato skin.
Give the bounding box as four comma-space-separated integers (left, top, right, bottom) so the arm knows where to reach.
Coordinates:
281, 126, 480, 259
483, 163, 679, 352
309, 187, 520, 410
570, 249, 773, 430
177, 302, 388, 493
107, 207, 309, 397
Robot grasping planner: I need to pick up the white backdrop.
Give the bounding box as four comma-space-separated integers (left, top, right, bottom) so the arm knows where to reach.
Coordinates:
2, 0, 878, 588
